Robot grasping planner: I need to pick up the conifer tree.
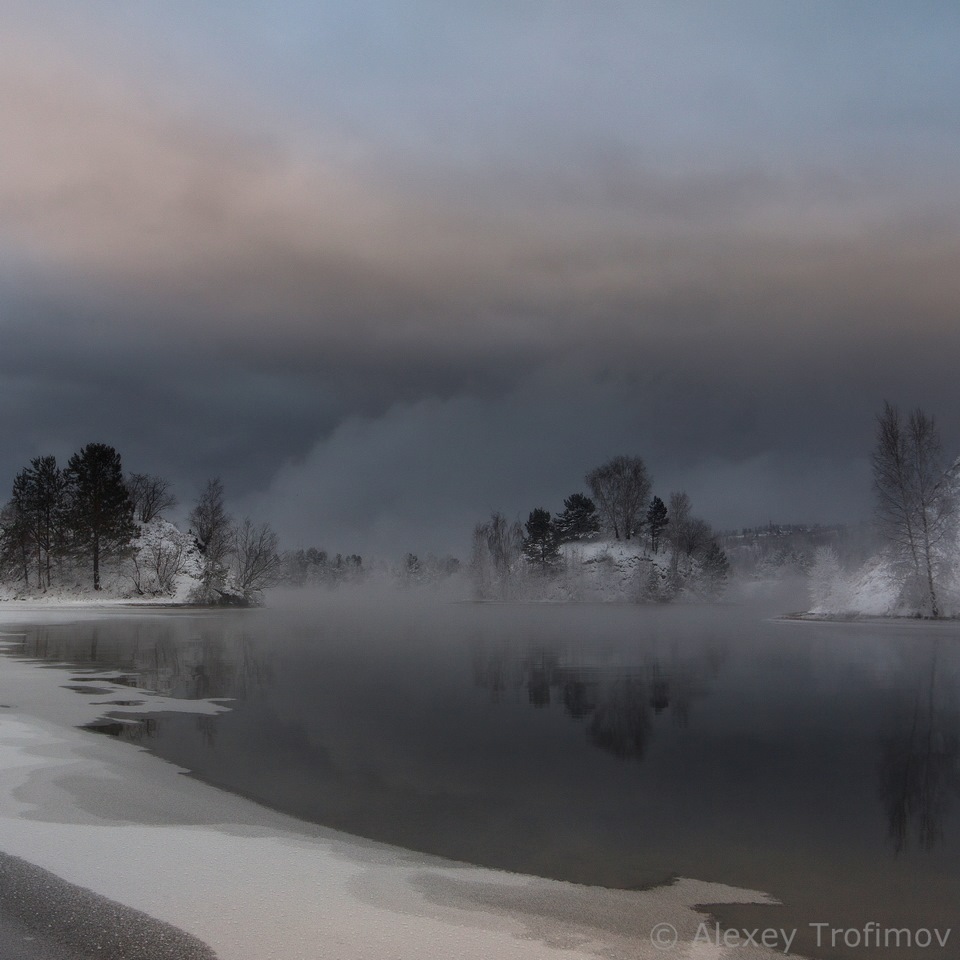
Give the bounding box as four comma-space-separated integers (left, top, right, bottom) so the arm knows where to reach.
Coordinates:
3, 477, 33, 588
555, 493, 601, 543
65, 443, 135, 591
522, 508, 561, 571
27, 456, 68, 589
646, 496, 669, 554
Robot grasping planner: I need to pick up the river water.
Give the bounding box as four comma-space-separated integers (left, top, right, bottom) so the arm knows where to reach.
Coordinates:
4, 593, 959, 959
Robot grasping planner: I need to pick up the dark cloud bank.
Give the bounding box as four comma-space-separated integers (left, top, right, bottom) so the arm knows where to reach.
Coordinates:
1, 4, 959, 556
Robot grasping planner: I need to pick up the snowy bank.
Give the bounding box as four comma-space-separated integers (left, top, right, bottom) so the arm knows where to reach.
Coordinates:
0, 607, 790, 960
806, 551, 960, 619
804, 456, 960, 619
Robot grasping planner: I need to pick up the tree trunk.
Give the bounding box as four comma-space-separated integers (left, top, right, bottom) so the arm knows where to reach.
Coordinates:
19, 540, 29, 589
922, 523, 939, 618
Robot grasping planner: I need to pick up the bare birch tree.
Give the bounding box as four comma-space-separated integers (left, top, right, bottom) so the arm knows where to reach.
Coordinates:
471, 511, 524, 599
665, 490, 692, 576
189, 478, 231, 567
872, 401, 954, 617
127, 473, 177, 523
232, 518, 283, 594
586, 456, 652, 541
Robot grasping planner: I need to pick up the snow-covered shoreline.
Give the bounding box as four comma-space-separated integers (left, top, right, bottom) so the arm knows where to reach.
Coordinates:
783, 612, 960, 623
0, 606, 791, 960
0, 597, 202, 608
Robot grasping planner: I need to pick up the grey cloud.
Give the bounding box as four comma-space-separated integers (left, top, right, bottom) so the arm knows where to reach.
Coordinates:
4, 28, 958, 365
239, 373, 884, 559
1, 8, 958, 553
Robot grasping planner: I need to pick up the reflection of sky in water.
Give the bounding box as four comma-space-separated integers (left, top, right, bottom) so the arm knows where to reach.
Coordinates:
7, 603, 960, 952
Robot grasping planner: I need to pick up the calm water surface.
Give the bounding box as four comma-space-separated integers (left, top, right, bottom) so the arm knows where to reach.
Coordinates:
6, 596, 960, 958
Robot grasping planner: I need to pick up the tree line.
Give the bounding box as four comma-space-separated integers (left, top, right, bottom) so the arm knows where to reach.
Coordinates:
0, 443, 284, 601
2, 444, 136, 592
471, 454, 729, 601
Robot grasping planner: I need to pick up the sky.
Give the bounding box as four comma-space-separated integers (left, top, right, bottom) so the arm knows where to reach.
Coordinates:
2, 1, 959, 558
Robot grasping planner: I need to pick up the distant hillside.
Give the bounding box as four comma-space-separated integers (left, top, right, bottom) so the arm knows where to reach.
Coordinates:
719, 522, 875, 581
473, 538, 727, 603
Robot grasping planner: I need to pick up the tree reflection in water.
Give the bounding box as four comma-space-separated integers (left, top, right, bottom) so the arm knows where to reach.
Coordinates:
14, 619, 273, 732
16, 610, 960, 861
878, 638, 960, 852
471, 634, 724, 761
587, 678, 652, 759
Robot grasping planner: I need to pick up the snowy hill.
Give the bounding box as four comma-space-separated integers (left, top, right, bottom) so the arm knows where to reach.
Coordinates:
547, 541, 669, 602
480, 539, 725, 603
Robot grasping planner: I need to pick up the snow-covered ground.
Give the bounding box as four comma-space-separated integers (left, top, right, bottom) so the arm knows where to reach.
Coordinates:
515, 541, 681, 603
0, 606, 790, 960
805, 458, 960, 619
807, 551, 960, 619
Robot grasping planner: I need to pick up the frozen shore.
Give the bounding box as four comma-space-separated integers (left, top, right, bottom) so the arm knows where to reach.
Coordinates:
0, 606, 790, 960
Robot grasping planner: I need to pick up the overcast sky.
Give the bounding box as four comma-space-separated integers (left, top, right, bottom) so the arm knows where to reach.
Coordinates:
2, 1, 959, 557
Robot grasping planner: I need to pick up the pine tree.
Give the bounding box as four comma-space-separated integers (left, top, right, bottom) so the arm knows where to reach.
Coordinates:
646, 496, 668, 554
65, 443, 136, 591
3, 478, 33, 588
522, 508, 561, 571
27, 456, 68, 589
6, 456, 70, 590
554, 493, 601, 543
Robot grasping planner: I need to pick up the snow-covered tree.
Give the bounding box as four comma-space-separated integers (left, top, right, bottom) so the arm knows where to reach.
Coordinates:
400, 552, 423, 585
872, 402, 954, 616
190, 478, 232, 567
471, 511, 524, 599
128, 521, 196, 596
808, 546, 843, 612
395, 553, 461, 587
661, 491, 725, 598
699, 542, 730, 599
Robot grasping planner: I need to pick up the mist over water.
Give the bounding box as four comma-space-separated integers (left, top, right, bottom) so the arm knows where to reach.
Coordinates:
6, 591, 960, 958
